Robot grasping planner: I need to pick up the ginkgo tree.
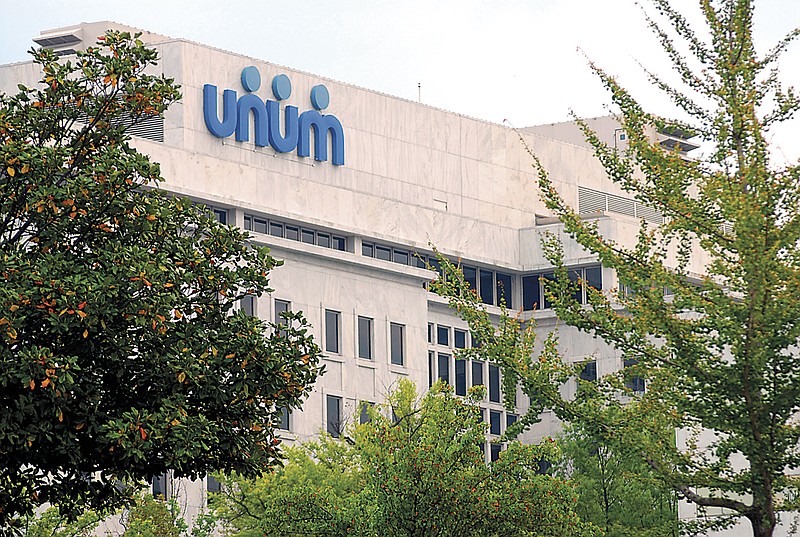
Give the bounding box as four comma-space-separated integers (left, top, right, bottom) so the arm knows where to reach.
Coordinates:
0, 31, 322, 531
432, 1, 800, 536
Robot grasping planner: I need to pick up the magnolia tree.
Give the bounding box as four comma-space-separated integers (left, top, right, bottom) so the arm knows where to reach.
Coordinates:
433, 1, 800, 536
0, 32, 322, 531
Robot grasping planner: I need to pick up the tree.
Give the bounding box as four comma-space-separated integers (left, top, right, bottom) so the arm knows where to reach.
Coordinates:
212, 380, 596, 537
0, 31, 323, 530
432, 1, 800, 535
554, 423, 678, 537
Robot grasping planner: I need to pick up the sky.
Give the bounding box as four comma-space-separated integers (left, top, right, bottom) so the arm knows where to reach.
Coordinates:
1, 0, 799, 157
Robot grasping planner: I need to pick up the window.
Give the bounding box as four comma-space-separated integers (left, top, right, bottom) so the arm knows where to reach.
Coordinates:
454, 329, 467, 349
624, 359, 646, 393
326, 395, 342, 438
276, 406, 290, 430
437, 325, 450, 347
522, 265, 603, 311
489, 410, 502, 435
152, 473, 168, 499
507, 413, 518, 428
393, 249, 409, 265
522, 275, 540, 311
243, 214, 346, 251
496, 272, 512, 307
359, 401, 373, 424
490, 443, 502, 462
362, 242, 374, 257
479, 269, 494, 305
463, 265, 477, 291
579, 361, 598, 382
375, 245, 391, 261
427, 323, 434, 344
455, 360, 467, 396
358, 316, 373, 359
211, 208, 227, 224
472, 360, 484, 388
240, 294, 255, 316
325, 310, 340, 354
301, 229, 315, 244
332, 236, 346, 251
438, 353, 450, 385
488, 364, 501, 403
390, 323, 405, 366
269, 221, 283, 237
285, 225, 299, 241
275, 299, 291, 336
317, 232, 330, 248
428, 351, 435, 387
206, 475, 221, 493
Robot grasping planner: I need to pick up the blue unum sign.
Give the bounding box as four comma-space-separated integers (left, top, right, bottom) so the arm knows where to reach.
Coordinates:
203, 67, 344, 166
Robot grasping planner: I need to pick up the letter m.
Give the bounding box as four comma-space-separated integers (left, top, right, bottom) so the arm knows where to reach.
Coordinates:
297, 111, 345, 166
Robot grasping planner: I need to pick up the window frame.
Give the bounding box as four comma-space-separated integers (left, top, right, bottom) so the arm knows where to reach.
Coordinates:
390, 322, 405, 366
325, 309, 341, 354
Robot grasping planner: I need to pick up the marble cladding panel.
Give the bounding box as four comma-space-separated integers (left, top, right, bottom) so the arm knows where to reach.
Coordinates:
413, 106, 432, 148
323, 361, 343, 392
427, 109, 448, 152
369, 132, 390, 179
353, 365, 376, 399
444, 113, 461, 154
459, 118, 479, 160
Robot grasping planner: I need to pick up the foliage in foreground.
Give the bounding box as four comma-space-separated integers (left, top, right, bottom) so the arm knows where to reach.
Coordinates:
212, 380, 597, 537
555, 424, 679, 537
433, 1, 800, 536
0, 31, 323, 530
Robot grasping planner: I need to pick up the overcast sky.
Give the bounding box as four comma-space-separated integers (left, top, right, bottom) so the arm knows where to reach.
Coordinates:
1, 0, 799, 157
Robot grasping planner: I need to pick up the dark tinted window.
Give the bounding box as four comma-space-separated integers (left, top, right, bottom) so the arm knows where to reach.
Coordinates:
585, 266, 603, 292
326, 395, 341, 437
438, 353, 450, 384
489, 364, 500, 402
362, 242, 374, 257
472, 360, 484, 387
376, 245, 391, 261
580, 361, 597, 382
254, 218, 268, 234
462, 265, 477, 292
522, 275, 540, 311
358, 317, 372, 359
437, 325, 450, 346
480, 269, 494, 305
390, 323, 404, 365
332, 236, 346, 251
496, 272, 512, 307
490, 410, 502, 435
317, 232, 330, 248
455, 360, 467, 396
269, 221, 284, 237
325, 310, 340, 353
393, 249, 409, 265
285, 225, 299, 240
454, 329, 467, 349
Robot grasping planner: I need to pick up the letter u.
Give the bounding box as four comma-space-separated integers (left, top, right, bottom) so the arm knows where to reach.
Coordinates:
266, 101, 298, 153
203, 85, 237, 138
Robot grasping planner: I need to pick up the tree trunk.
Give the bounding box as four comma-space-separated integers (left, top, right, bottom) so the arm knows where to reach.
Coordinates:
748, 509, 776, 537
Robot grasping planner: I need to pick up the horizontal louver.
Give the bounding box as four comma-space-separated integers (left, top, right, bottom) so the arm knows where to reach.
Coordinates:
578, 187, 663, 225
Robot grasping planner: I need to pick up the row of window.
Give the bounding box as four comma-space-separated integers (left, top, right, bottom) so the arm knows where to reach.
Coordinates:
216, 205, 604, 313
578, 359, 646, 394
428, 323, 469, 349
244, 213, 347, 251
522, 265, 602, 311
325, 310, 406, 366
428, 352, 504, 402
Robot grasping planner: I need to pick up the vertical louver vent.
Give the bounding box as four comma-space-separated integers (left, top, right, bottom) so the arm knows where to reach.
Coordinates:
578, 186, 663, 225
